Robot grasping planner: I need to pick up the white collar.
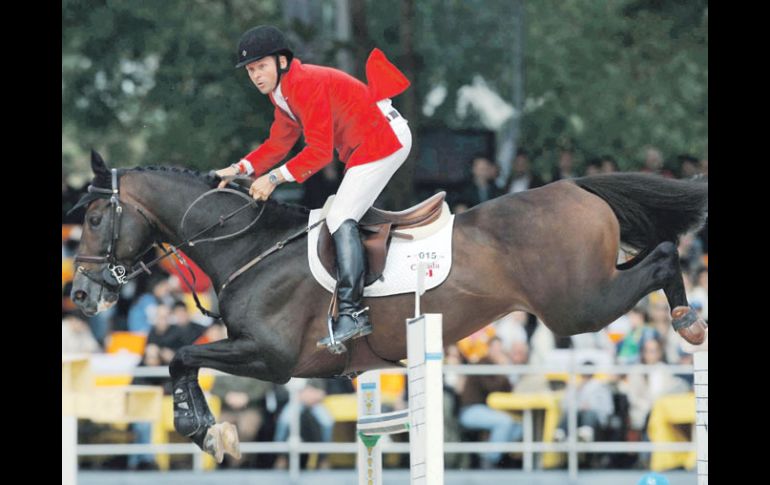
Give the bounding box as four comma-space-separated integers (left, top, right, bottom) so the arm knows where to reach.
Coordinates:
273, 82, 285, 99
272, 82, 296, 121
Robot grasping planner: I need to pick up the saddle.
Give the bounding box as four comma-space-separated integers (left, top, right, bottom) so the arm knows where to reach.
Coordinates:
318, 191, 447, 285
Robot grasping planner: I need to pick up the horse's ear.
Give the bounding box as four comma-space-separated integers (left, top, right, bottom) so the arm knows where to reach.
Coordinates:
91, 149, 109, 176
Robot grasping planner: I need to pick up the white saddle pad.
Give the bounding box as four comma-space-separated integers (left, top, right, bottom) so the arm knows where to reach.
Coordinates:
307, 197, 455, 297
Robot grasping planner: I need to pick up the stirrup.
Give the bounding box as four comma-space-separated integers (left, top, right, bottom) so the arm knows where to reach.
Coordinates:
317, 307, 372, 355
318, 314, 348, 354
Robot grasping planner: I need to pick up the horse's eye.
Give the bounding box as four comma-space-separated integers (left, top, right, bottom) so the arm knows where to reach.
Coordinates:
89, 215, 102, 227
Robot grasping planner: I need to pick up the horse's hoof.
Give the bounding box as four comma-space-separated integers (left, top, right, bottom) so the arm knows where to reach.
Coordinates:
203, 422, 241, 463
672, 306, 707, 345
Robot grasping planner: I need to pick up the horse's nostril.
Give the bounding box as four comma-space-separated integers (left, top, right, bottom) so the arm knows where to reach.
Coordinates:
73, 290, 87, 302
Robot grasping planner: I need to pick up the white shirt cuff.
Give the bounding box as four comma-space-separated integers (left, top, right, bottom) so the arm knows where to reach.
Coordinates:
237, 159, 254, 176
279, 164, 295, 182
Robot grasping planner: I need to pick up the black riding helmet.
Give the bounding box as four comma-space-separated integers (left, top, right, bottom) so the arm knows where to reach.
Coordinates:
235, 25, 294, 75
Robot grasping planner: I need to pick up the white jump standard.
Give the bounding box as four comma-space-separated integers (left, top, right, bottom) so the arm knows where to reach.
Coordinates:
356, 263, 444, 485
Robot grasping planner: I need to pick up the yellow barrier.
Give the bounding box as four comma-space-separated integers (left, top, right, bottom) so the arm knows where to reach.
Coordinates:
487, 391, 564, 468
648, 392, 696, 471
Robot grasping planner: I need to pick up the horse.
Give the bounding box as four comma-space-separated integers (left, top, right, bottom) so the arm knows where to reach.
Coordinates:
69, 151, 707, 462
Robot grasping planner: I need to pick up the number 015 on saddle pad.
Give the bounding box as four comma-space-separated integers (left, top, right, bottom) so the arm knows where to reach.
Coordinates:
308, 193, 454, 297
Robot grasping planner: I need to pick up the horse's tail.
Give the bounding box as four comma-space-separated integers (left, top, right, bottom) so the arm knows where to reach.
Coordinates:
573, 173, 708, 266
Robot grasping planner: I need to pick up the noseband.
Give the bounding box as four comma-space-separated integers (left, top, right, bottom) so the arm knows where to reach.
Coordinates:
74, 169, 148, 291
73, 169, 263, 318
72, 169, 324, 319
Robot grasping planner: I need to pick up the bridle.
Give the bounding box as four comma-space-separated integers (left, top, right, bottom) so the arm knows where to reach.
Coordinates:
74, 169, 152, 291
73, 169, 263, 318
72, 169, 323, 320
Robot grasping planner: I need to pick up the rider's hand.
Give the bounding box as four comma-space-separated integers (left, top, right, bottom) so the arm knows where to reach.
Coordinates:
215, 166, 240, 189
249, 174, 277, 201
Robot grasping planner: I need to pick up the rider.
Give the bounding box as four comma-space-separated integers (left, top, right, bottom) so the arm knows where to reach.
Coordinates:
215, 25, 412, 350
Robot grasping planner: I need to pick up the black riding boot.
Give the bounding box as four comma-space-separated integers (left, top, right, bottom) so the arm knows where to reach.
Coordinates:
318, 219, 372, 348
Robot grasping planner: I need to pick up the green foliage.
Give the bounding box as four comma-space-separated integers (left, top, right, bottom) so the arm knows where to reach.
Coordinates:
62, 0, 707, 181
62, 0, 283, 173
395, 0, 706, 172
519, 0, 708, 172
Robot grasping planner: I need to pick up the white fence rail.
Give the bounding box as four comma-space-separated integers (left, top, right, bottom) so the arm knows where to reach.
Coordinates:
70, 361, 699, 482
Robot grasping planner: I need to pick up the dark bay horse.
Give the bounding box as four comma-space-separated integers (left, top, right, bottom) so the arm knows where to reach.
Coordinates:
70, 151, 707, 461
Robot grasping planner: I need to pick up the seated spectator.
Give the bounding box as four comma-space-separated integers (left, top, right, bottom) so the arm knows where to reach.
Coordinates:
129, 304, 184, 470
506, 148, 545, 194
551, 147, 579, 181
554, 361, 614, 444
458, 337, 522, 469
491, 312, 528, 351
127, 274, 174, 334
508, 339, 549, 393
456, 156, 505, 208
272, 379, 335, 470
619, 335, 691, 438
62, 313, 101, 354
640, 146, 675, 178
144, 305, 185, 369
584, 158, 603, 176
676, 154, 701, 179
616, 307, 655, 365
171, 300, 207, 345
644, 292, 685, 365
599, 155, 618, 173
211, 375, 274, 468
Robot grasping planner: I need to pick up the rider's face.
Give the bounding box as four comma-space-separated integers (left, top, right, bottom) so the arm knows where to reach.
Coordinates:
246, 56, 287, 94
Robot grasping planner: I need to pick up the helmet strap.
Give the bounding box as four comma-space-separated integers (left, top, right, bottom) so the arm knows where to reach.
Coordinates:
274, 54, 289, 85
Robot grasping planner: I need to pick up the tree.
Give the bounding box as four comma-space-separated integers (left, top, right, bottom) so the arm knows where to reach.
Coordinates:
63, 0, 707, 187
62, 0, 285, 174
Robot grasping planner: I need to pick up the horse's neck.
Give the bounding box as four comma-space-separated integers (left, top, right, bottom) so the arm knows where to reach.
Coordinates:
125, 172, 306, 289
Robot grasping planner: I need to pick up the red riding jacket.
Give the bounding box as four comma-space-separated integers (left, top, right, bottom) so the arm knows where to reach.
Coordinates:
241, 48, 410, 183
